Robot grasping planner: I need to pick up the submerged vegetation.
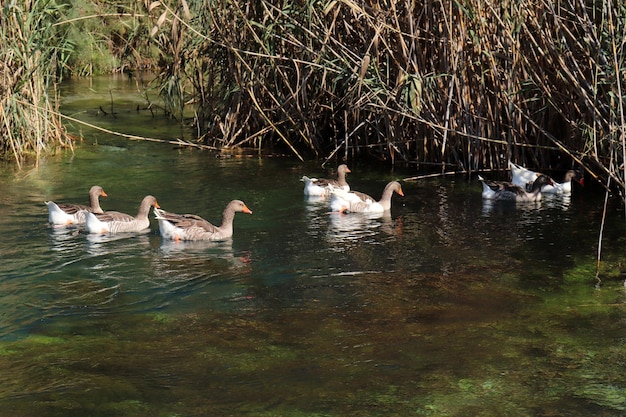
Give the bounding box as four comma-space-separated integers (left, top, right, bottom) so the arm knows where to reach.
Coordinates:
1, 258, 626, 416
1, 0, 625, 192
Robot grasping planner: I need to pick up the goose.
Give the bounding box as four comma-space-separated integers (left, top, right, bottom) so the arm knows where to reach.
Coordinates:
302, 164, 351, 197
330, 181, 404, 213
509, 161, 540, 188
479, 174, 554, 202
45, 185, 108, 225
85, 195, 159, 234
509, 161, 582, 194
154, 200, 252, 241
540, 170, 582, 194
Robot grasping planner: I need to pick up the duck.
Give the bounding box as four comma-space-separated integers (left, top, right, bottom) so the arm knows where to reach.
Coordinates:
302, 164, 351, 197
478, 174, 554, 202
154, 200, 252, 241
330, 181, 404, 213
85, 195, 159, 234
509, 161, 582, 194
45, 185, 108, 225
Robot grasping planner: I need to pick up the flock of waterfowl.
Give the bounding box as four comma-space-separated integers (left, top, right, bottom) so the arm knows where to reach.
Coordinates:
301, 164, 405, 213
44, 161, 582, 240
478, 161, 584, 202
45, 191, 252, 241
301, 161, 581, 209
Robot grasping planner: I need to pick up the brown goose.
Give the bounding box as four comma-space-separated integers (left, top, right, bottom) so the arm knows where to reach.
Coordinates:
45, 185, 108, 225
302, 164, 351, 197
154, 200, 252, 241
330, 181, 404, 213
479, 174, 553, 202
85, 195, 159, 234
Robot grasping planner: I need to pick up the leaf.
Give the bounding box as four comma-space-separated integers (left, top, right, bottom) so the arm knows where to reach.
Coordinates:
156, 11, 167, 27
323, 0, 337, 15
358, 54, 370, 82
409, 76, 422, 114
181, 0, 191, 20
148, 1, 161, 12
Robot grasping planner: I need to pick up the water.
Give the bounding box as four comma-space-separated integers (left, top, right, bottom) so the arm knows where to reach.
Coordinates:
1, 76, 626, 416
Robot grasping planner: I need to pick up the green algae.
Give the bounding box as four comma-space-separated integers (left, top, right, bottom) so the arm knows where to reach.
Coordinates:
24, 335, 66, 345
2, 247, 626, 417
150, 312, 175, 324
1, 266, 624, 416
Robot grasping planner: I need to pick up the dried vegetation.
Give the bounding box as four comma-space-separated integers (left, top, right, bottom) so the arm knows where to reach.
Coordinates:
147, 0, 625, 190
1, 0, 625, 193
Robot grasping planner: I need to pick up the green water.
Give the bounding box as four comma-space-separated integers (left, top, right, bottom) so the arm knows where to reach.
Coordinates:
0, 76, 625, 416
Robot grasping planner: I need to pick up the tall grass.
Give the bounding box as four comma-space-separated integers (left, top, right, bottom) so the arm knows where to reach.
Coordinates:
146, 0, 625, 186
2, 0, 624, 191
0, 0, 160, 165
0, 0, 74, 166
61, 0, 158, 76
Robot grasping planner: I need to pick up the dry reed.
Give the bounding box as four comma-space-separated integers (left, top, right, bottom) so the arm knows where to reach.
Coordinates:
145, 0, 625, 190
2, 0, 624, 194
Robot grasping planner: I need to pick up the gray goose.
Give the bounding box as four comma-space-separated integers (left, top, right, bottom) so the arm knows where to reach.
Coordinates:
330, 181, 404, 213
45, 185, 108, 225
85, 195, 159, 234
154, 200, 252, 241
302, 164, 351, 197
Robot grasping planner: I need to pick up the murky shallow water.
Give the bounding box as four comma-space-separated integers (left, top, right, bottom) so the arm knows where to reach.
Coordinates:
1, 76, 626, 416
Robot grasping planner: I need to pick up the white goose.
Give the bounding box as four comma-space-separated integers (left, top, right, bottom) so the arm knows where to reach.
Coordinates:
509, 161, 582, 194
541, 170, 580, 194
85, 195, 159, 234
479, 174, 553, 202
45, 185, 108, 225
302, 164, 351, 197
330, 181, 404, 213
509, 161, 540, 188
154, 200, 252, 241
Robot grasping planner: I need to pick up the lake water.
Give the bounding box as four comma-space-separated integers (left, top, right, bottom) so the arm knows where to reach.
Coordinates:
1, 76, 626, 416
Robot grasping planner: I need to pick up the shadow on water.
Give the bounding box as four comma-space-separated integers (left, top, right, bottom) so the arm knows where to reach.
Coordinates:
0, 77, 626, 416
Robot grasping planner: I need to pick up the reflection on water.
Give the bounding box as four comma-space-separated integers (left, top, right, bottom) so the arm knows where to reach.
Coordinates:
48, 226, 84, 251
304, 195, 401, 249
157, 238, 252, 274
482, 194, 572, 215
481, 198, 538, 216
84, 228, 151, 245
326, 211, 399, 245
543, 193, 572, 210
0, 77, 625, 416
